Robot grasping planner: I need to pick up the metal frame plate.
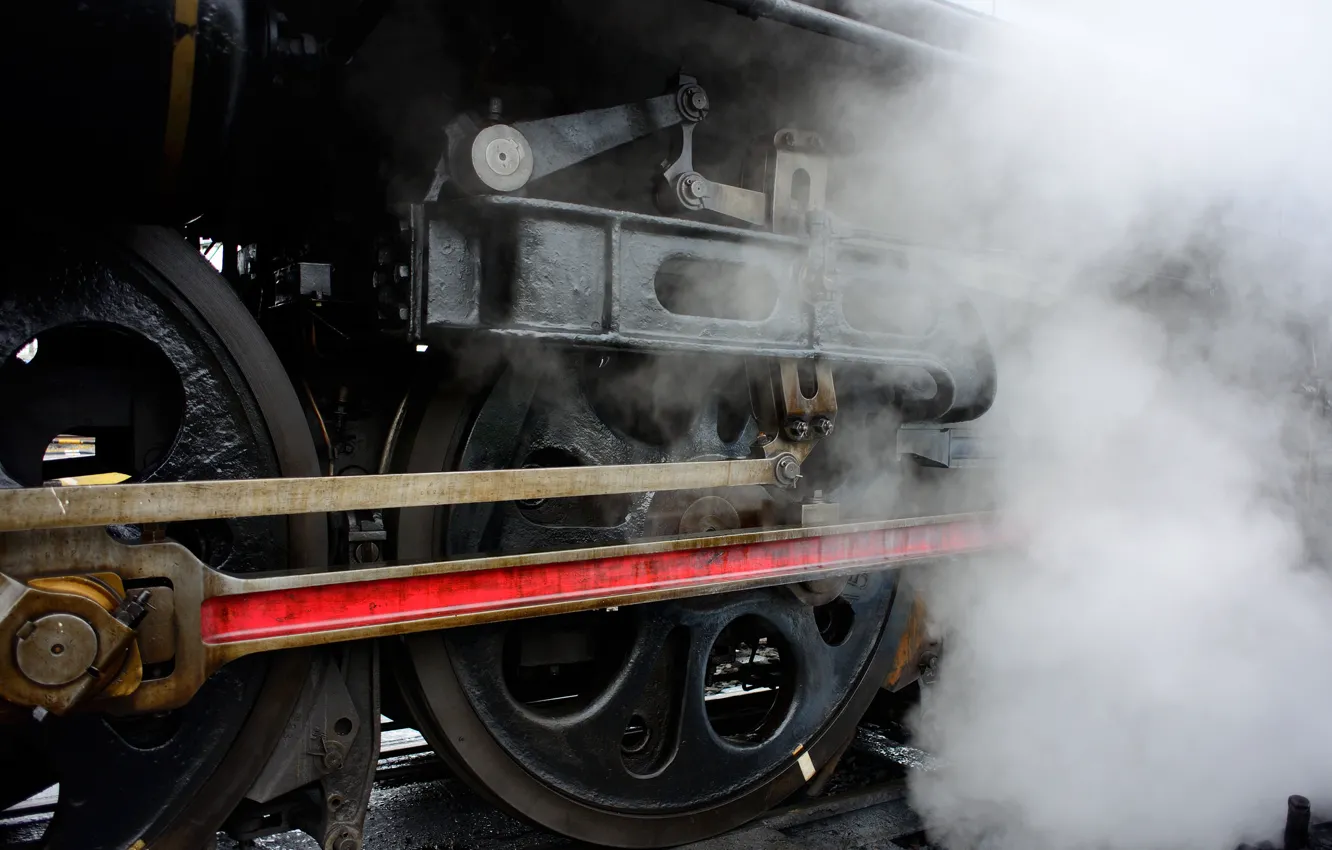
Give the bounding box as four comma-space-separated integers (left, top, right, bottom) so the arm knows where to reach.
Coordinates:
412, 196, 997, 423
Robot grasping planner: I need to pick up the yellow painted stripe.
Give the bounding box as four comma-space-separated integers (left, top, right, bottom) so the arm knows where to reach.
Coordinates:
56, 472, 132, 487
161, 0, 200, 194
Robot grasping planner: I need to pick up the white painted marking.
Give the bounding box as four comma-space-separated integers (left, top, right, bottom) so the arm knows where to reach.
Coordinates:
797, 751, 816, 781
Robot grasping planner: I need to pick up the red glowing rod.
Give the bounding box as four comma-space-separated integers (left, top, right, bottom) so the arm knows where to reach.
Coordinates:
199, 518, 992, 646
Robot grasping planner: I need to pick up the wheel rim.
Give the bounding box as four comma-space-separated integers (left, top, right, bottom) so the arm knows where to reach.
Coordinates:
396, 353, 900, 847
0, 227, 323, 849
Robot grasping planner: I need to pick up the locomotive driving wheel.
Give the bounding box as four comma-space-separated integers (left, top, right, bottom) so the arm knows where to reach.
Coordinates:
394, 353, 902, 848
0, 228, 325, 849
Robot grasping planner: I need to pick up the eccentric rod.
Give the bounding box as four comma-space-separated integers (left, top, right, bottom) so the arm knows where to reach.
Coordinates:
0, 457, 785, 532
701, 0, 976, 64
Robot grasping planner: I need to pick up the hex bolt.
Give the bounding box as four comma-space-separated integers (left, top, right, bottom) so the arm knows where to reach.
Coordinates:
395, 263, 409, 281
784, 417, 811, 441
811, 416, 834, 437
487, 96, 503, 121
781, 131, 797, 147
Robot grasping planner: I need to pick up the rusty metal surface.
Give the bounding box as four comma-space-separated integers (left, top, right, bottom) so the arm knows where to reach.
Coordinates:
881, 569, 930, 692
0, 458, 779, 532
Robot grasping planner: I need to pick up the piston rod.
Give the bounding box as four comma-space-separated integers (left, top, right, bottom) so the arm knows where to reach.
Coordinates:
0, 456, 791, 532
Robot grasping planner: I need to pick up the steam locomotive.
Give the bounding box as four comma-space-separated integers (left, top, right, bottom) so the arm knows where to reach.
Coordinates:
0, 1, 1001, 847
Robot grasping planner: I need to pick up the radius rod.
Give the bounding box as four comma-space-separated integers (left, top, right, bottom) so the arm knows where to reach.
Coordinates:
0, 455, 795, 532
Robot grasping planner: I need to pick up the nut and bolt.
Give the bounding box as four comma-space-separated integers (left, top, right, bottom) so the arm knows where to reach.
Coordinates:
811, 416, 835, 437
784, 417, 811, 441
682, 175, 706, 200
680, 85, 709, 120
395, 263, 409, 281
484, 137, 523, 176
780, 131, 797, 147
773, 454, 802, 488
322, 740, 347, 772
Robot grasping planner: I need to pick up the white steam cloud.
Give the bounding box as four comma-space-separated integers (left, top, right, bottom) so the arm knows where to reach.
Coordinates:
830, 2, 1332, 849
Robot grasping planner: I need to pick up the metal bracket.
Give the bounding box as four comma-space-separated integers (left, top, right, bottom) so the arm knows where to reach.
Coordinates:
346, 509, 386, 565
229, 644, 380, 850
750, 359, 838, 464
897, 424, 992, 468
744, 128, 830, 237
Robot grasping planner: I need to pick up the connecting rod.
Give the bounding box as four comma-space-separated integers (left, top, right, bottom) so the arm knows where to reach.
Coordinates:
0, 513, 996, 714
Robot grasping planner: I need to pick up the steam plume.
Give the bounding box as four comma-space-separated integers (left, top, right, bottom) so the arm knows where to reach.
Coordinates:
835, 2, 1332, 848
